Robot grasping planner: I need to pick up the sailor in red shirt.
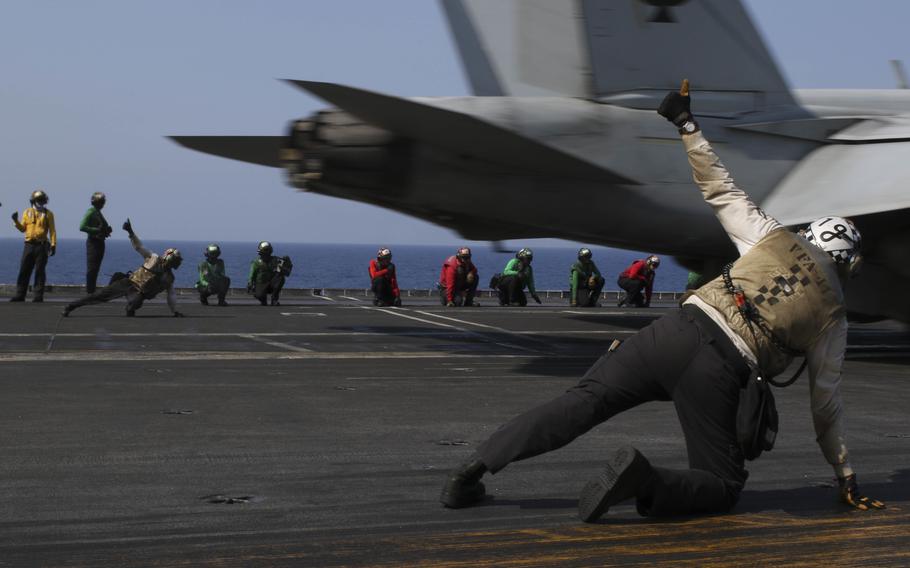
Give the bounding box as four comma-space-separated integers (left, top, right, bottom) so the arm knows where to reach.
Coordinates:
438, 247, 479, 307
369, 247, 401, 306
617, 255, 660, 307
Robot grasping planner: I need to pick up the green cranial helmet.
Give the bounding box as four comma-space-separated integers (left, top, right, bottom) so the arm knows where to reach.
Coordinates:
516, 247, 533, 261
258, 241, 273, 256
162, 248, 183, 269
205, 244, 221, 259
578, 247, 593, 260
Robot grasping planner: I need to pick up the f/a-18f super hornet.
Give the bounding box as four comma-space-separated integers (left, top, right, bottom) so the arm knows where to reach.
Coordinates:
171, 0, 910, 322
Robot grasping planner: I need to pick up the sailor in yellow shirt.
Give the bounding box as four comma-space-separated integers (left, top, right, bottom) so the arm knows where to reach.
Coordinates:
10, 190, 57, 302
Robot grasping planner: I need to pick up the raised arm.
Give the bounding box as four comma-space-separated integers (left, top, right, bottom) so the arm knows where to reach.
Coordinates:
658, 80, 781, 256
682, 132, 781, 255
123, 219, 152, 259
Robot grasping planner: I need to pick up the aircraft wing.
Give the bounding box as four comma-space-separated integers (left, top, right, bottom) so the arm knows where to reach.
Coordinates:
285, 80, 638, 185
169, 136, 284, 168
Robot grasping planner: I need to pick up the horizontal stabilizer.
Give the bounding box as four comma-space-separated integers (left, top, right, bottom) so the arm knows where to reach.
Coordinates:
729, 117, 860, 142
830, 117, 910, 142
286, 80, 636, 184
169, 136, 285, 168
762, 142, 910, 224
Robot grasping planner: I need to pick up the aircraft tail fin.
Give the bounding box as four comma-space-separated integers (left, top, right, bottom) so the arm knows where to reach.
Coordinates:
582, 0, 795, 108
440, 0, 592, 97
441, 0, 796, 110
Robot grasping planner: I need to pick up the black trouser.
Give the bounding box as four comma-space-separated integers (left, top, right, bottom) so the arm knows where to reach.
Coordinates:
66, 278, 143, 314
86, 238, 105, 294
439, 272, 478, 306
475, 307, 750, 517
198, 278, 231, 303
372, 277, 397, 305
253, 274, 285, 305
15, 241, 49, 300
574, 276, 605, 307
497, 275, 527, 306
618, 276, 647, 307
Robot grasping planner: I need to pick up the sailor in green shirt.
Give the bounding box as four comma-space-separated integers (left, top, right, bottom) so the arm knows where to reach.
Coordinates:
496, 248, 541, 306
247, 241, 293, 306
569, 248, 605, 307
195, 244, 231, 306
78, 192, 112, 294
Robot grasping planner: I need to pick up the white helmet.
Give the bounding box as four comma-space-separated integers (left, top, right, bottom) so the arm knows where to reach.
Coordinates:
804, 216, 862, 269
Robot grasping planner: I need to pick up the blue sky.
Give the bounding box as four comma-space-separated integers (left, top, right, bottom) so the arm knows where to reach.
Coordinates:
0, 0, 907, 244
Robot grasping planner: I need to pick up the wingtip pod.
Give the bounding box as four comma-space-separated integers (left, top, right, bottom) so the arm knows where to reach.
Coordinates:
680, 79, 689, 97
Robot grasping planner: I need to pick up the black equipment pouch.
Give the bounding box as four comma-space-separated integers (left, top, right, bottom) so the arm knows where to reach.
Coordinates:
737, 372, 779, 461
277, 256, 293, 277
488, 273, 502, 289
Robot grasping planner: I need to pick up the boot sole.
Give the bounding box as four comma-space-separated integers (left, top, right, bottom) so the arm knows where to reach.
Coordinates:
578, 446, 647, 523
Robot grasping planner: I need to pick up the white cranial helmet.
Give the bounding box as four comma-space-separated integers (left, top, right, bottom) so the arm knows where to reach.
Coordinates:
804, 216, 862, 269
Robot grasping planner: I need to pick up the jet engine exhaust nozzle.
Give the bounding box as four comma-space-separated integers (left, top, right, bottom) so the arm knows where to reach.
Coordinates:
281, 111, 412, 195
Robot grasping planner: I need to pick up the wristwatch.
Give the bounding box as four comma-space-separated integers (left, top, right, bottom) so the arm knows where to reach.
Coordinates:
679, 120, 699, 135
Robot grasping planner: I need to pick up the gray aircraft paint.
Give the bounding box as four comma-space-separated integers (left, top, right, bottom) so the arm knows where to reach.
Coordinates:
171, 0, 910, 322
438, 0, 505, 96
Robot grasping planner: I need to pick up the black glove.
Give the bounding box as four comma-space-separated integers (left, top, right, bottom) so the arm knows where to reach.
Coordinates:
104, 226, 113, 237
839, 474, 885, 511
11, 211, 18, 222
658, 79, 696, 129
122, 218, 134, 235
246, 283, 254, 294
532, 294, 542, 305
173, 311, 185, 318
49, 245, 56, 257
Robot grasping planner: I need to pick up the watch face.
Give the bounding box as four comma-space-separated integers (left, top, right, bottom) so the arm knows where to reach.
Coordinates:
684, 122, 696, 133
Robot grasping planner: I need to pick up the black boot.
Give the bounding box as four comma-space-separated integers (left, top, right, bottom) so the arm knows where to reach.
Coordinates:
578, 445, 653, 523
199, 292, 209, 306
440, 458, 488, 509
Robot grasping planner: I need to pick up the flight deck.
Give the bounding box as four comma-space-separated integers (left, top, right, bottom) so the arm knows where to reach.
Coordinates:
1, 295, 909, 566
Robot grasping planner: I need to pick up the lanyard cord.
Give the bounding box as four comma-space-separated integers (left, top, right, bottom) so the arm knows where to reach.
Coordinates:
721, 263, 806, 388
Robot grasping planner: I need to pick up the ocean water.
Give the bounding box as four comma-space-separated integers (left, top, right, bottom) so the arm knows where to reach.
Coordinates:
0, 238, 688, 291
